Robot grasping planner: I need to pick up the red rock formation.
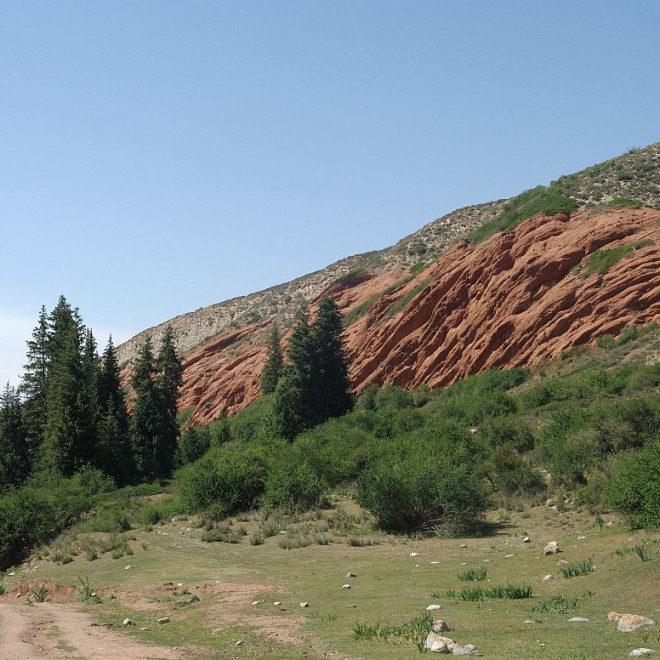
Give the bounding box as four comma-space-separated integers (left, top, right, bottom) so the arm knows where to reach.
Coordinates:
175, 207, 660, 425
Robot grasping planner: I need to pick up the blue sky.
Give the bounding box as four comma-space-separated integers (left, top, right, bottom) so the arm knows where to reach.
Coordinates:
2, 1, 659, 386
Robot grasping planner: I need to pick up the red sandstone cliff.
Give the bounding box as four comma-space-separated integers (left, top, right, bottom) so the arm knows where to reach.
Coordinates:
176, 206, 660, 426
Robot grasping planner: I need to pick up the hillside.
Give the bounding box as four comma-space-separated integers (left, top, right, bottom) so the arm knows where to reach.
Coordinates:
117, 143, 660, 425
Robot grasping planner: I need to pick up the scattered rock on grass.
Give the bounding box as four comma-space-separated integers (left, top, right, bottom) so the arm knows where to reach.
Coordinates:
568, 617, 590, 623
425, 632, 477, 654
342, 584, 351, 589
122, 618, 133, 627
609, 612, 656, 632
158, 617, 170, 625
426, 604, 442, 611
630, 649, 655, 657
432, 620, 452, 632
543, 542, 559, 555
543, 575, 553, 581
346, 572, 356, 578
300, 602, 309, 608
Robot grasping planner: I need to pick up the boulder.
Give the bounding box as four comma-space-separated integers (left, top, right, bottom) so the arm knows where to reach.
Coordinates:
432, 620, 452, 633
426, 632, 455, 653
543, 541, 559, 555
616, 614, 656, 633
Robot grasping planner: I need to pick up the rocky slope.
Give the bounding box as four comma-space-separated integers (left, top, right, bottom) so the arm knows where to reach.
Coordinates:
178, 205, 659, 425
117, 143, 660, 425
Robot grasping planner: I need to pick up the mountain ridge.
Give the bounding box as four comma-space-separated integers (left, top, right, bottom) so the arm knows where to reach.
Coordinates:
117, 142, 660, 425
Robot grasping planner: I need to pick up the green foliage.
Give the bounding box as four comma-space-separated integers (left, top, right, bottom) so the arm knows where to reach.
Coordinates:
356, 428, 489, 534
263, 453, 326, 512
532, 592, 592, 613
138, 496, 184, 526
584, 244, 635, 275
353, 611, 434, 650
260, 324, 283, 395
176, 426, 211, 466
607, 196, 643, 209
441, 584, 533, 600
0, 383, 30, 491
606, 443, 660, 528
560, 558, 595, 578
458, 567, 487, 581
467, 186, 578, 244
176, 445, 267, 515
273, 300, 353, 440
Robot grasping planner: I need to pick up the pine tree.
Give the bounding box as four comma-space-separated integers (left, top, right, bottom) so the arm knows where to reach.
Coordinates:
272, 300, 352, 440
155, 326, 182, 478
96, 337, 132, 484
20, 305, 49, 452
130, 337, 161, 481
0, 383, 30, 491
40, 297, 87, 476
260, 324, 283, 395
310, 297, 353, 424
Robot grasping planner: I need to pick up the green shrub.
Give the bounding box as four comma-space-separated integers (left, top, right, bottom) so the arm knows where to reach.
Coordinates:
606, 443, 660, 528
263, 454, 326, 512
356, 433, 489, 534
176, 445, 267, 514
137, 497, 184, 526
607, 197, 642, 209
441, 584, 533, 600
458, 567, 487, 581
490, 445, 545, 496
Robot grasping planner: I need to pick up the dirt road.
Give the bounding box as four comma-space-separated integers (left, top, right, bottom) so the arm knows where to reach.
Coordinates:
0, 603, 182, 659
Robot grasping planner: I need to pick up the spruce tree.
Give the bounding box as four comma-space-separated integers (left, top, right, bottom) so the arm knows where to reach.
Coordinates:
155, 326, 182, 478
20, 305, 49, 452
96, 337, 132, 484
130, 337, 161, 481
40, 297, 87, 476
0, 383, 30, 491
260, 323, 283, 395
310, 297, 353, 424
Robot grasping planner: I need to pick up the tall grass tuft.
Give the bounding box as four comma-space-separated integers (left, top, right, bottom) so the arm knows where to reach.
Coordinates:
561, 558, 595, 578
458, 567, 487, 581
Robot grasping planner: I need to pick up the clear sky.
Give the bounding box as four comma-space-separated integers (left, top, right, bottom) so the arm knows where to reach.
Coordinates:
2, 0, 659, 386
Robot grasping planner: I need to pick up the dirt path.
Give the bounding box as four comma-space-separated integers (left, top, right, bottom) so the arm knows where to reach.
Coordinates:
0, 603, 183, 660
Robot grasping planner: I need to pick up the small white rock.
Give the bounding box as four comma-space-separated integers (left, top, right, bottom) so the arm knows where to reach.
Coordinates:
8, 571, 15, 576
543, 575, 553, 581
430, 561, 439, 565
346, 572, 356, 578
122, 618, 133, 627
459, 544, 467, 548
607, 521, 614, 527
342, 584, 351, 589
251, 600, 261, 606
630, 649, 655, 657
235, 640, 244, 646
568, 617, 590, 623
410, 552, 420, 557
523, 536, 531, 543
124, 565, 131, 570
578, 535, 586, 540
505, 554, 514, 558
158, 617, 170, 625
300, 602, 309, 608
524, 620, 536, 624
426, 604, 442, 611
273, 601, 281, 606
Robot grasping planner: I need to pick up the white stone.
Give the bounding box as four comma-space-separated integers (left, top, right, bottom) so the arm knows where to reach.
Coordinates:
505, 554, 514, 558
410, 552, 421, 557
346, 572, 356, 578
342, 584, 351, 589
543, 575, 553, 581
124, 565, 132, 570
235, 640, 244, 646
523, 536, 531, 543
543, 541, 559, 555
158, 617, 170, 625
273, 601, 281, 606
122, 618, 133, 627
430, 561, 440, 565
459, 544, 467, 548
426, 604, 442, 611
630, 649, 655, 657
578, 535, 586, 540
568, 617, 590, 622
524, 620, 536, 624
300, 602, 309, 608
251, 600, 261, 605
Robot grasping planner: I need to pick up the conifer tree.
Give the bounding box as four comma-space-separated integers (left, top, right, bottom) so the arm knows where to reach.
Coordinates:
155, 326, 182, 477
20, 305, 49, 451
260, 324, 283, 395
40, 297, 87, 476
96, 337, 132, 484
0, 383, 30, 491
130, 337, 161, 480
310, 297, 353, 424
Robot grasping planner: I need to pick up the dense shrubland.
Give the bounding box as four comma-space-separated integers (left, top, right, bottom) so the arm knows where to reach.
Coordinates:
2, 303, 659, 570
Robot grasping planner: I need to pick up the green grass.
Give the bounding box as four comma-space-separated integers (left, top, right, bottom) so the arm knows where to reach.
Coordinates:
457, 567, 487, 581
467, 186, 578, 245
532, 592, 592, 614
583, 239, 654, 276
560, 558, 595, 578
440, 584, 533, 601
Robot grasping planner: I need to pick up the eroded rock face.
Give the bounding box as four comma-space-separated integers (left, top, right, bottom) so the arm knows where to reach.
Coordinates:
125, 207, 660, 426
